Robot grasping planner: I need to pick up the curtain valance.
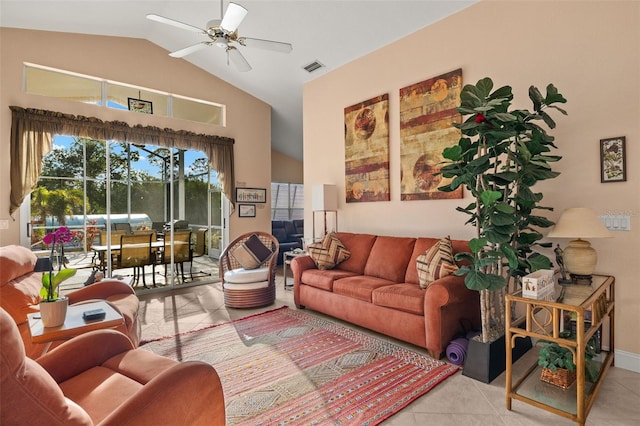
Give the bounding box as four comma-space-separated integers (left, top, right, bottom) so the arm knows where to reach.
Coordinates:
9, 106, 235, 215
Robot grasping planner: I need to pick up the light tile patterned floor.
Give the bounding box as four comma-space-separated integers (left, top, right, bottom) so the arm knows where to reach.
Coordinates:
137, 271, 640, 426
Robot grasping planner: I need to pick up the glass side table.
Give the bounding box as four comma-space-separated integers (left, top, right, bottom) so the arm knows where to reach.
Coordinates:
505, 274, 615, 426
283, 250, 306, 290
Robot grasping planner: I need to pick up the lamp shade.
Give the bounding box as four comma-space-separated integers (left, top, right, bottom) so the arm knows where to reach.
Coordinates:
546, 208, 612, 239
312, 184, 338, 211
547, 207, 612, 276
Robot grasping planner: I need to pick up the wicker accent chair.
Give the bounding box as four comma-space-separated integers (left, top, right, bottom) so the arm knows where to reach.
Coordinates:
219, 232, 279, 308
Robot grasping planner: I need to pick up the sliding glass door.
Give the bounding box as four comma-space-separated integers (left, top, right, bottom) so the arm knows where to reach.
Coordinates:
24, 135, 223, 290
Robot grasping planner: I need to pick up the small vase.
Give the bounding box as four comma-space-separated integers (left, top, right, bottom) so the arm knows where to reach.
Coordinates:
40, 296, 68, 327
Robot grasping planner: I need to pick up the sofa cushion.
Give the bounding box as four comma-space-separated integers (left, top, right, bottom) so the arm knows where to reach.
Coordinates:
230, 234, 273, 269
405, 237, 470, 284
0, 245, 37, 286
0, 245, 42, 325
300, 269, 358, 291
224, 267, 269, 284
223, 281, 269, 290
333, 275, 396, 303
272, 228, 288, 243
372, 283, 425, 315
416, 236, 459, 289
405, 238, 440, 284
364, 236, 416, 283
307, 232, 350, 270
0, 275, 42, 325
333, 233, 377, 274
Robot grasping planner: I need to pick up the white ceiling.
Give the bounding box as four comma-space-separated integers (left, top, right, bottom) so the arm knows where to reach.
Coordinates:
0, 0, 476, 161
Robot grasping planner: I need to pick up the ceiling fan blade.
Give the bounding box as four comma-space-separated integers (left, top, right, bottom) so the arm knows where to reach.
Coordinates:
146, 14, 206, 34
220, 2, 248, 33
170, 42, 211, 58
239, 37, 293, 54
227, 47, 251, 72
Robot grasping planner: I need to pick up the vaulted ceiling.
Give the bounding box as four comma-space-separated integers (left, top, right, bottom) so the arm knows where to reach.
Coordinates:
0, 1, 476, 161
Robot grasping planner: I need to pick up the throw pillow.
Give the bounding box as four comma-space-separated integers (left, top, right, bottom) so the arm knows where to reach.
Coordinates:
416, 236, 459, 289
231, 234, 273, 270
307, 232, 351, 270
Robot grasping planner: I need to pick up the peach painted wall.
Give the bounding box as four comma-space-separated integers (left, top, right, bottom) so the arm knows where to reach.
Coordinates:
0, 28, 273, 244
303, 1, 640, 365
271, 149, 303, 183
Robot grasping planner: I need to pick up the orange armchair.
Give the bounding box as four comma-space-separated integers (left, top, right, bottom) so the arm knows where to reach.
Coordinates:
0, 245, 140, 358
0, 308, 225, 425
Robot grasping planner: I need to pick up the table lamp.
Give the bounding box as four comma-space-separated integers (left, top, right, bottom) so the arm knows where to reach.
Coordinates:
312, 184, 338, 242
546, 207, 612, 283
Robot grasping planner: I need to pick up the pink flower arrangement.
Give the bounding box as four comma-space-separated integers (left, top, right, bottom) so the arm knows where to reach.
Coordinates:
41, 227, 76, 301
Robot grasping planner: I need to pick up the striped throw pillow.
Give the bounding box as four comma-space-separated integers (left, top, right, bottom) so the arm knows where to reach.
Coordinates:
416, 236, 459, 289
307, 232, 351, 270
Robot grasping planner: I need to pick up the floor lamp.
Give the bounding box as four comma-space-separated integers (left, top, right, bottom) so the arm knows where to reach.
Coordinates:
312, 184, 338, 242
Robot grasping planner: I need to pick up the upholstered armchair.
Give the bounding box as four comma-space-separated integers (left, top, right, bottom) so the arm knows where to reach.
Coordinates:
271, 220, 303, 264
0, 245, 140, 358
219, 232, 279, 308
0, 308, 225, 425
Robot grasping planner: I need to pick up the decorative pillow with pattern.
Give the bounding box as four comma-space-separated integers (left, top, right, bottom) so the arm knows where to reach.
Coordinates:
307, 232, 351, 270
416, 236, 459, 289
231, 234, 273, 270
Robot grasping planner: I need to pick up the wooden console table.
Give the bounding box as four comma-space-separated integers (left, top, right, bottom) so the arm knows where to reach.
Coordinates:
505, 274, 615, 425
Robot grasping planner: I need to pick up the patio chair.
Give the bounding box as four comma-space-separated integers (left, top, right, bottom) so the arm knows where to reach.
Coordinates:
115, 233, 154, 288
93, 230, 127, 272
190, 228, 212, 278
157, 230, 193, 282
112, 222, 132, 233
219, 232, 279, 308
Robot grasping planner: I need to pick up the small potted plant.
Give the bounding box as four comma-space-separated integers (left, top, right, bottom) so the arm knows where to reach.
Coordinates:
537, 338, 599, 389
40, 226, 76, 327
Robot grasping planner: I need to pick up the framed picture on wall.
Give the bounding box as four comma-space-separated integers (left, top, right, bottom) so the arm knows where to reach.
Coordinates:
238, 204, 256, 218
600, 136, 626, 183
236, 187, 266, 203
128, 98, 153, 114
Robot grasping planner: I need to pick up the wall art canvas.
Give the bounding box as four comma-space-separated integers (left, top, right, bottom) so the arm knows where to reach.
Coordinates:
344, 94, 390, 203
600, 136, 627, 182
399, 69, 463, 200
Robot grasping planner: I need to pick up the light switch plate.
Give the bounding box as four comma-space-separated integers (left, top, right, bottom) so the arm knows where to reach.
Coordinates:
0, 220, 8, 230
599, 215, 631, 231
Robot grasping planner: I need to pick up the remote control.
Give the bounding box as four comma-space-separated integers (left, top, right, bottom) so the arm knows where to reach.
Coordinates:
83, 308, 106, 321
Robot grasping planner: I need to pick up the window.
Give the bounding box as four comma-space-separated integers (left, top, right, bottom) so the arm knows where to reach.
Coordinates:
24, 63, 225, 126
271, 183, 303, 220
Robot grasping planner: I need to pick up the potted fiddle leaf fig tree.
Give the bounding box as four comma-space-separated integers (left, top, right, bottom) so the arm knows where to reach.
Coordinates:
438, 77, 567, 382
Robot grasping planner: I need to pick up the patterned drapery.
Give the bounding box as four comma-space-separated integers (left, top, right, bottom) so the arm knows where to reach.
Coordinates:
9, 106, 235, 215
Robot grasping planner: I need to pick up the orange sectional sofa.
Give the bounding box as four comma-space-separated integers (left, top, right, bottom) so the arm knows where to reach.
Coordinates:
1, 308, 225, 425
291, 232, 481, 358
0, 245, 140, 358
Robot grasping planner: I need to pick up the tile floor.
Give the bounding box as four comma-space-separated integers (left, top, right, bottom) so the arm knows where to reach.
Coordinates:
136, 272, 640, 426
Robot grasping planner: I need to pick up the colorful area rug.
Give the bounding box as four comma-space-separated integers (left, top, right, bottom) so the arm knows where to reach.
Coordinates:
141, 307, 459, 425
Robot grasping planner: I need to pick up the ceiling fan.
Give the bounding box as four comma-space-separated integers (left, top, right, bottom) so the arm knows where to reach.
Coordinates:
147, 2, 293, 72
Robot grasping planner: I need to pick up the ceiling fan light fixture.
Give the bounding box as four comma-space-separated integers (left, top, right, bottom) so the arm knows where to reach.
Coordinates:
147, 2, 291, 72
215, 37, 228, 48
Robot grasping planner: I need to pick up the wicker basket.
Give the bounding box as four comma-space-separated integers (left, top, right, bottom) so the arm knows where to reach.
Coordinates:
540, 367, 576, 389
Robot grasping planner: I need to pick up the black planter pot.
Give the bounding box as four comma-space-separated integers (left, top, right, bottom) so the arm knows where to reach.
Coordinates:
462, 334, 532, 383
